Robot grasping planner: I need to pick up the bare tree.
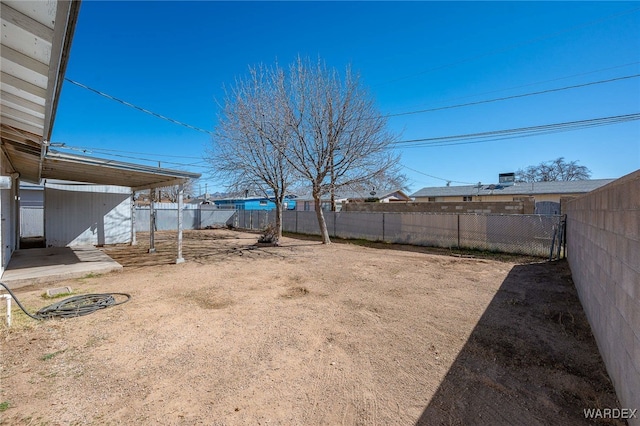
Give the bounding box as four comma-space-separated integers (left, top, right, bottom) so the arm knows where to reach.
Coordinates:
516, 157, 591, 182
353, 167, 410, 194
158, 179, 196, 202
136, 180, 196, 204
279, 57, 400, 244
206, 65, 297, 243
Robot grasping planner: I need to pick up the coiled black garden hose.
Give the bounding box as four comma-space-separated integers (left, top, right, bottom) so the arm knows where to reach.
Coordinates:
0, 282, 130, 320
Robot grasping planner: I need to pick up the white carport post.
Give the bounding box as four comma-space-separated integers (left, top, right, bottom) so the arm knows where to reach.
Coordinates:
149, 188, 156, 253
14, 175, 20, 250
176, 183, 184, 264
131, 190, 137, 245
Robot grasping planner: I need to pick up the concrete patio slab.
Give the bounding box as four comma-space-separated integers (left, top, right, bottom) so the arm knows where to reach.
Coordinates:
0, 246, 123, 289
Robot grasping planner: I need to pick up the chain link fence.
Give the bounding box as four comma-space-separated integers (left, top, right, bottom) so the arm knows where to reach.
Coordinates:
134, 206, 235, 231
232, 210, 276, 230
277, 211, 560, 257
132, 207, 561, 257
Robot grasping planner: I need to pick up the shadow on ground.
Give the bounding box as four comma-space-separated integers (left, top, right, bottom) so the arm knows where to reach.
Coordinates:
102, 230, 309, 267
415, 260, 622, 426
283, 231, 543, 264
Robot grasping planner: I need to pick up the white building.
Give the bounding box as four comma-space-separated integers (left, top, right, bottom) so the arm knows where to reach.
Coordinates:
0, 1, 200, 274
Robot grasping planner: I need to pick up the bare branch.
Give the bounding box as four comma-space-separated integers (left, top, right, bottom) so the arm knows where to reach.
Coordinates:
207, 56, 403, 244
515, 157, 592, 182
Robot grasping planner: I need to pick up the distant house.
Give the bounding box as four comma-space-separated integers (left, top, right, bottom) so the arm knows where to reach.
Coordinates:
410, 179, 615, 214
188, 193, 214, 205
213, 195, 297, 211
295, 188, 411, 212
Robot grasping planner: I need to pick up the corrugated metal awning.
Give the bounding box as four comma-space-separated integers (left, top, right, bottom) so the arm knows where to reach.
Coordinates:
1, 0, 80, 183
1, 1, 201, 190
42, 151, 201, 190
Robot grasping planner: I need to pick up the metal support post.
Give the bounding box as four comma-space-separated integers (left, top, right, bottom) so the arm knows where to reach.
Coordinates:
149, 188, 156, 253
176, 183, 185, 264
131, 191, 137, 246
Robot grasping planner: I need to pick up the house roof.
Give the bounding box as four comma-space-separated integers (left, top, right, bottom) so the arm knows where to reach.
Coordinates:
213, 197, 273, 202
296, 188, 409, 202
410, 179, 616, 198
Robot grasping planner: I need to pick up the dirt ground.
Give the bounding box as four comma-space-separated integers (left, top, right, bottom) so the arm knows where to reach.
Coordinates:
0, 230, 622, 425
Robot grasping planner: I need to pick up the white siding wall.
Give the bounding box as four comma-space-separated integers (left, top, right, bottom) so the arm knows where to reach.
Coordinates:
0, 154, 17, 273
45, 183, 132, 247
19, 187, 44, 207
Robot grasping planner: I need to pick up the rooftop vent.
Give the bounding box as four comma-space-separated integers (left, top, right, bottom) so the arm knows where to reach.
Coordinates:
499, 173, 515, 187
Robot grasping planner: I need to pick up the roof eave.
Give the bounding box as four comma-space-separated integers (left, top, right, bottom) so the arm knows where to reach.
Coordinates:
38, 0, 82, 182
43, 151, 201, 190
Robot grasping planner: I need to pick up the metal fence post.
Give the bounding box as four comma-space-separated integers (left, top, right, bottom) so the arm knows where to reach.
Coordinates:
176, 184, 184, 264
457, 214, 460, 248
333, 211, 337, 237
382, 213, 385, 242
149, 189, 156, 253
131, 194, 137, 245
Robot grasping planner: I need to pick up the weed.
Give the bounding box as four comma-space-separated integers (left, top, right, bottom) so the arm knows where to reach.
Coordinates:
0, 309, 41, 331
41, 349, 65, 361
0, 401, 9, 412
41, 291, 74, 300
281, 286, 309, 299
82, 273, 102, 279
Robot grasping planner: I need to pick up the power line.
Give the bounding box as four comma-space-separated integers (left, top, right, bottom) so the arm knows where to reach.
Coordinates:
400, 164, 475, 185
383, 74, 640, 119
52, 112, 636, 191
53, 145, 210, 169
66, 72, 638, 139
64, 78, 214, 135
385, 61, 640, 115
395, 113, 638, 144
51, 144, 204, 160
55, 111, 638, 166
373, 6, 640, 87
393, 113, 640, 148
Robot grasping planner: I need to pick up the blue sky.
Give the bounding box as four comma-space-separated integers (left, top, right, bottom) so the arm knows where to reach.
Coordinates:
51, 1, 640, 195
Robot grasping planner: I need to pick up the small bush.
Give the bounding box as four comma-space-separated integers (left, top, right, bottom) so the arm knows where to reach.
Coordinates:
258, 223, 279, 244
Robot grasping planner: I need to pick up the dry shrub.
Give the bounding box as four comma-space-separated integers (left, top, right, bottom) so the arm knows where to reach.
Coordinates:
258, 223, 279, 245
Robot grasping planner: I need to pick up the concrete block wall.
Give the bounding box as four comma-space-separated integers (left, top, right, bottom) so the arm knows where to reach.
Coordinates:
343, 200, 535, 214
565, 170, 640, 423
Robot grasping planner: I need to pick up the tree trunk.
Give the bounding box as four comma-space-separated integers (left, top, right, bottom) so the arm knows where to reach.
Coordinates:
275, 197, 284, 243
314, 195, 331, 244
